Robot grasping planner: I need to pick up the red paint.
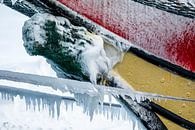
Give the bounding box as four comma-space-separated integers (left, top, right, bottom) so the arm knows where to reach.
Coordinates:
59, 0, 195, 72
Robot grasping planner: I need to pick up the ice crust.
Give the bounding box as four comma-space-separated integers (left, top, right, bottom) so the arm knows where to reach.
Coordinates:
0, 84, 147, 130
0, 70, 194, 104
22, 13, 123, 85
1, 2, 195, 129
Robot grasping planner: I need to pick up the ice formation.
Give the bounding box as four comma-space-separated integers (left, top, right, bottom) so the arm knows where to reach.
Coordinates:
0, 68, 194, 127
0, 84, 148, 130
21, 14, 131, 122
1, 70, 193, 129
22, 13, 123, 85
0, 70, 194, 104
0, 84, 147, 128
0, 70, 128, 122
19, 12, 194, 130
0, 85, 82, 118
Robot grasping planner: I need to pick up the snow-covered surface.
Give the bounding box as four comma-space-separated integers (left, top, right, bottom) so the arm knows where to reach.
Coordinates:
1, 4, 195, 130
22, 13, 123, 84
0, 5, 146, 130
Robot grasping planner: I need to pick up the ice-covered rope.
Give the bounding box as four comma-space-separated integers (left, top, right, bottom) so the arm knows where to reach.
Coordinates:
0, 70, 194, 103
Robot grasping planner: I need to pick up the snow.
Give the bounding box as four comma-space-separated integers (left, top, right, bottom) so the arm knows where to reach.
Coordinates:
22, 13, 120, 84
1, 4, 194, 130
0, 5, 146, 130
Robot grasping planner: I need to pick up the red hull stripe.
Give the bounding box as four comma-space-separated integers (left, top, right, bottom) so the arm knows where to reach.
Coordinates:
58, 0, 195, 73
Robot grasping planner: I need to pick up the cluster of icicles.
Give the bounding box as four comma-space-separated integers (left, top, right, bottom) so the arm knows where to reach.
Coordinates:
0, 70, 194, 121
0, 83, 129, 121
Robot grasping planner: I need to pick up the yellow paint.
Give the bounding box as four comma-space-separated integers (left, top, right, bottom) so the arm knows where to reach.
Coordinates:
114, 53, 195, 130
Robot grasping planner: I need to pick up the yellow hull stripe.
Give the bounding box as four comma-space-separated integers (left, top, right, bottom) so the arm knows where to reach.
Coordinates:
114, 53, 195, 130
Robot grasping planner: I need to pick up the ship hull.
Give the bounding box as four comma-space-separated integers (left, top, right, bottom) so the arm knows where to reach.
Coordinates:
2, 0, 195, 129
58, 0, 195, 75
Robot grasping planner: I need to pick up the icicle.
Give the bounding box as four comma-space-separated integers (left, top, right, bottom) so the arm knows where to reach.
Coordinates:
63, 99, 74, 111
108, 94, 112, 107
42, 98, 46, 110
110, 107, 115, 121
74, 93, 102, 121
0, 83, 189, 129
0, 85, 63, 118
103, 105, 110, 120
132, 119, 136, 130
1, 92, 5, 100
37, 97, 41, 111
56, 100, 61, 119
25, 96, 30, 110
0, 86, 148, 130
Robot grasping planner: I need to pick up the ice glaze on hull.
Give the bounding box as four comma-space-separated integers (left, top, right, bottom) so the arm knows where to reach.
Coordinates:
2, 0, 195, 129
58, 0, 195, 75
